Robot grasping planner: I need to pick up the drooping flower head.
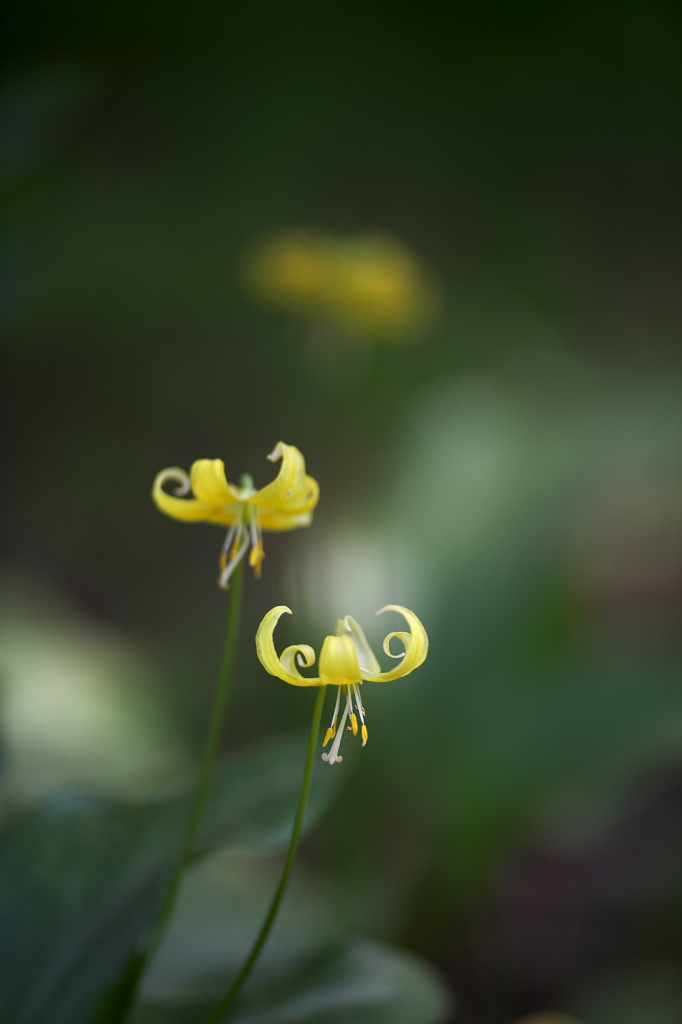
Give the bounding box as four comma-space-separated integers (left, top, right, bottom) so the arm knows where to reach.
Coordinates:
152, 442, 319, 588
256, 605, 428, 764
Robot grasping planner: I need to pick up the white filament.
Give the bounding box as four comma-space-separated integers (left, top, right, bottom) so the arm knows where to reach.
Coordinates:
321, 689, 351, 764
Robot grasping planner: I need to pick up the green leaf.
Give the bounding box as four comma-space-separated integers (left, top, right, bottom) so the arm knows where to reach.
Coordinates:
0, 734, 343, 1024
141, 854, 350, 1002
138, 938, 453, 1024
574, 968, 682, 1024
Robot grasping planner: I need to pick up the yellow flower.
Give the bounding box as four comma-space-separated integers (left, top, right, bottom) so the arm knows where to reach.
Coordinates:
246, 230, 438, 339
256, 605, 428, 764
152, 442, 319, 588
245, 230, 330, 312
322, 233, 437, 336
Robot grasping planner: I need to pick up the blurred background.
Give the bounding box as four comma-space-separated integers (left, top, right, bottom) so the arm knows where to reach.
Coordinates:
2, 2, 682, 1022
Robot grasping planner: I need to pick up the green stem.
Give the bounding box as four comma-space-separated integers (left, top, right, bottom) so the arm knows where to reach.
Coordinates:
202, 685, 327, 1024
116, 559, 244, 1023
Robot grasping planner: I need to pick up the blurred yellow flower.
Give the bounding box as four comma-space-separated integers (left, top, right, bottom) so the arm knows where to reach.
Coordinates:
246, 230, 330, 313
256, 604, 428, 763
323, 234, 436, 335
152, 442, 319, 588
246, 229, 437, 339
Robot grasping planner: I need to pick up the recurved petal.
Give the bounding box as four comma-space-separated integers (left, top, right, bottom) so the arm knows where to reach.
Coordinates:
258, 509, 314, 532
256, 606, 322, 687
360, 605, 429, 682
289, 475, 320, 514
341, 615, 382, 675
280, 644, 321, 686
253, 442, 309, 511
152, 468, 218, 522
273, 471, 319, 513
190, 459, 241, 506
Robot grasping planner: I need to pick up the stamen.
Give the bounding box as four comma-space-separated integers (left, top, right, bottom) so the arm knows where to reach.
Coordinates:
220, 524, 237, 573
249, 540, 265, 578
249, 511, 259, 550
352, 684, 368, 746
229, 533, 242, 561
352, 683, 365, 725
218, 530, 250, 589
247, 510, 265, 578
322, 687, 341, 747
349, 713, 358, 735
321, 691, 350, 764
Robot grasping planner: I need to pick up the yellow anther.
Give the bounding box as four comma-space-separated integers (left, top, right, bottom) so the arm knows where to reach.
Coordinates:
219, 551, 228, 573
229, 538, 241, 561
323, 727, 335, 747
350, 713, 358, 736
361, 724, 368, 746
249, 540, 265, 578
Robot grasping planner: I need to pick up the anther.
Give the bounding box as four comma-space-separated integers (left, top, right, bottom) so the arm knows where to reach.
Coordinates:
249, 541, 265, 578
361, 724, 368, 746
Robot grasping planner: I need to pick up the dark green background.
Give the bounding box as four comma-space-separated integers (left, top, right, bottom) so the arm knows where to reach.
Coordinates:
3, 3, 682, 1022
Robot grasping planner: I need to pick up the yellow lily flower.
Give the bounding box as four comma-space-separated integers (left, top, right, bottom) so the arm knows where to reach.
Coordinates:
152, 442, 319, 588
256, 605, 428, 764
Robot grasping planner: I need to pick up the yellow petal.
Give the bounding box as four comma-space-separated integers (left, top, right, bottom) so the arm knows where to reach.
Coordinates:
258, 509, 314, 532
253, 443, 315, 512
152, 468, 221, 523
190, 459, 242, 506
255, 606, 322, 687
360, 605, 428, 682
280, 644, 318, 682
319, 634, 362, 687
340, 615, 382, 675
282, 474, 320, 515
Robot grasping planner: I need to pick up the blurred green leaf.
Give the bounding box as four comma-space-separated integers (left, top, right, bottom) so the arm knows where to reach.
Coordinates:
574, 968, 682, 1024
0, 734, 343, 1024
137, 938, 453, 1024
0, 576, 190, 802
141, 855, 351, 1002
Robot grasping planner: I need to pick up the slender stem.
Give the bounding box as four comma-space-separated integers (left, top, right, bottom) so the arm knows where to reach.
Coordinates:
116, 560, 244, 1022
202, 685, 327, 1024
151, 559, 244, 948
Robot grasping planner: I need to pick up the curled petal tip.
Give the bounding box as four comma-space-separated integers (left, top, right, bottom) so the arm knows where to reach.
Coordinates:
376, 603, 413, 616
154, 467, 191, 496
255, 605, 321, 686
362, 605, 428, 682
266, 442, 284, 462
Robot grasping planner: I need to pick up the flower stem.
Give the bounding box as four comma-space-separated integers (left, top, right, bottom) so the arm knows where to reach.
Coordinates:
201, 684, 327, 1024
115, 559, 244, 1022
